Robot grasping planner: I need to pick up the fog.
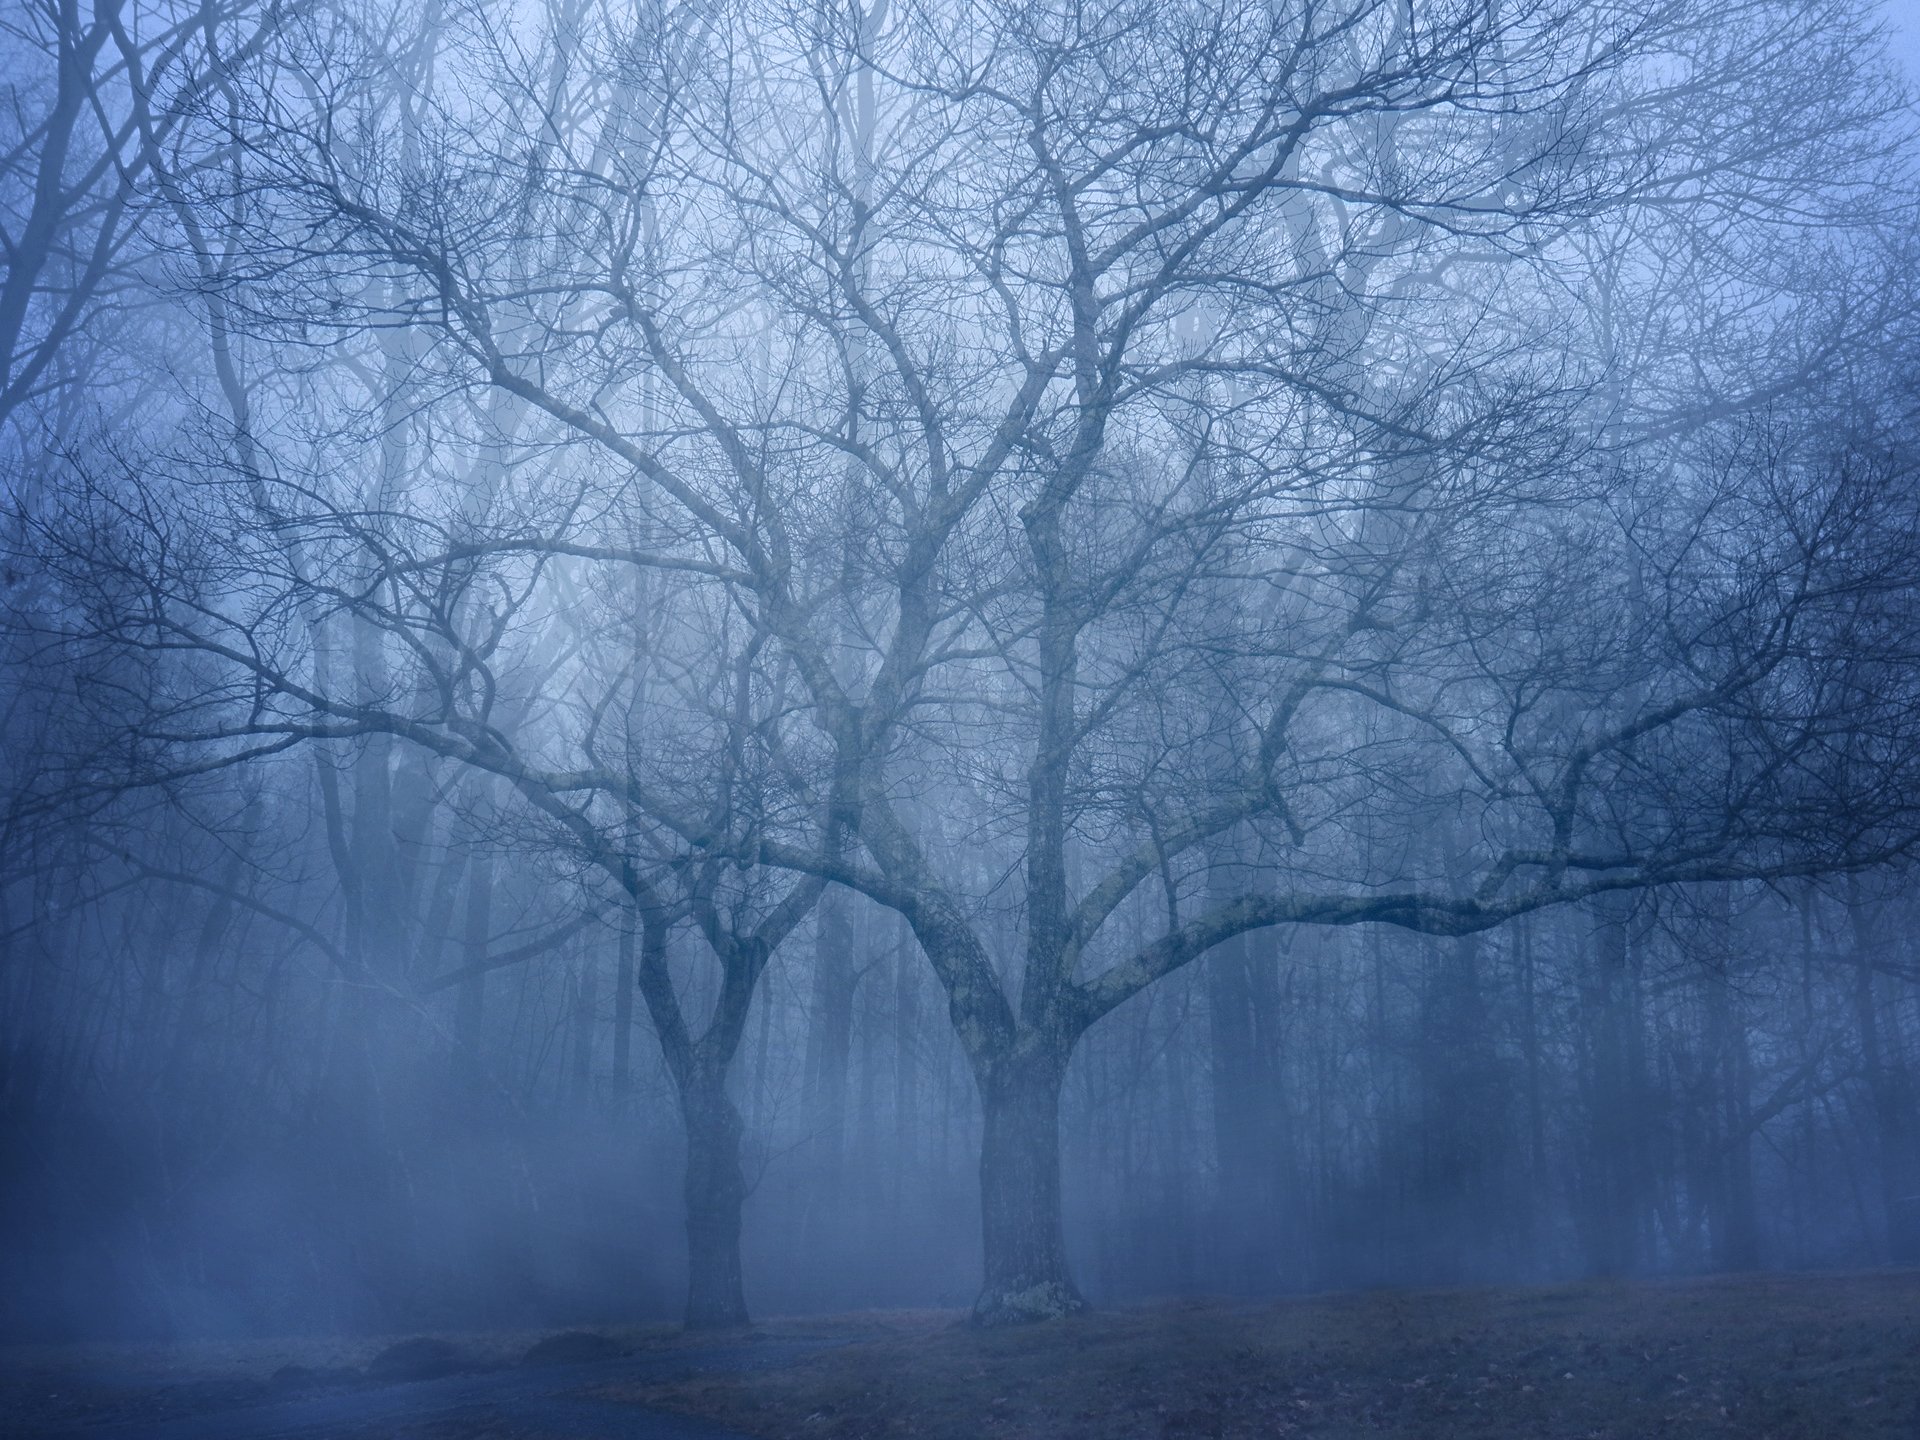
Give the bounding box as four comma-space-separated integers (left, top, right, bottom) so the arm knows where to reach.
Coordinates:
3, 0, 1920, 1350
6, 867, 1920, 1342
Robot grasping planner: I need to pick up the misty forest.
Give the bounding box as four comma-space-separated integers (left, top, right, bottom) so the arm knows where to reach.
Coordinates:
5, 0, 1920, 1435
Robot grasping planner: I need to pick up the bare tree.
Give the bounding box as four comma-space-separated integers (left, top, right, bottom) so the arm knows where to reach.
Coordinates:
9, 0, 1920, 1331
0, 0, 289, 436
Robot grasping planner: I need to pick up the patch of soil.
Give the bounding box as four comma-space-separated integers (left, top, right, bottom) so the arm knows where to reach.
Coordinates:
0, 1319, 684, 1436
519, 1330, 629, 1367
270, 1360, 365, 1391
364, 1336, 481, 1382
613, 1270, 1920, 1440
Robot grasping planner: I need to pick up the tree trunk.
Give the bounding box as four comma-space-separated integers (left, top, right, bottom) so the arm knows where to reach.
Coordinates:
1579, 894, 1647, 1277
804, 887, 859, 1177
1851, 926, 1920, 1265
973, 1050, 1086, 1325
613, 912, 635, 1096
1206, 930, 1262, 1289
569, 954, 597, 1104
455, 843, 492, 1087
1704, 955, 1760, 1271
681, 1071, 750, 1330
891, 915, 921, 1205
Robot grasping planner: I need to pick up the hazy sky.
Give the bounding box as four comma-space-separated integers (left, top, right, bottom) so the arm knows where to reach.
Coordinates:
1888, 0, 1920, 80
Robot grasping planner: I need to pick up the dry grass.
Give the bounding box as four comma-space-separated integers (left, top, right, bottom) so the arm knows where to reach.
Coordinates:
613, 1271, 1920, 1439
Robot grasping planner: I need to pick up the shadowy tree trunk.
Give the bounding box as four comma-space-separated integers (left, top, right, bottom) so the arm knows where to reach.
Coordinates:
974, 1049, 1078, 1323
681, 1060, 750, 1329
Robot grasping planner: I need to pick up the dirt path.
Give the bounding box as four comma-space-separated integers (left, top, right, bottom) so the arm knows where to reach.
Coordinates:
14, 1337, 848, 1440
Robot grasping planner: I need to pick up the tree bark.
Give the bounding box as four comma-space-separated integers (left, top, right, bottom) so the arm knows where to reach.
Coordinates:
973, 1050, 1086, 1325
680, 1069, 750, 1330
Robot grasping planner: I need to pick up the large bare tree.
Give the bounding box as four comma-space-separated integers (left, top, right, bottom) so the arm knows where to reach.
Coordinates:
10, 0, 1920, 1328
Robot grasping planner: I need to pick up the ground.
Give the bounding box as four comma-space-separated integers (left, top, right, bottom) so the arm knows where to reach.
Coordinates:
3, 1271, 1916, 1438
616, 1272, 1920, 1440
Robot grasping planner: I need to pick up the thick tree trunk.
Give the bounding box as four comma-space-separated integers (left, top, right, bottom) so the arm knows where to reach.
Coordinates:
973, 1052, 1086, 1325
681, 1072, 750, 1330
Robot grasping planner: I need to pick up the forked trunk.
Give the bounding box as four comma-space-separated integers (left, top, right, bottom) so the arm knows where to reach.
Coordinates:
973, 1052, 1086, 1325
681, 1075, 750, 1329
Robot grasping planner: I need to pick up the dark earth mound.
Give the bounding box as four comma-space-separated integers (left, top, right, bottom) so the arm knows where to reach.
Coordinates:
521, 1330, 629, 1367
269, 1362, 363, 1392
363, 1336, 481, 1382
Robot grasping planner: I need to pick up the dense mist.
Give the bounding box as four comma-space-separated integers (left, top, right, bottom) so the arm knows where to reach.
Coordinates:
4, 0, 1920, 1361
6, 869, 1920, 1341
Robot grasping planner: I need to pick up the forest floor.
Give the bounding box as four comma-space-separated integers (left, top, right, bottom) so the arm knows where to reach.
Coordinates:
0, 1321, 859, 1438
611, 1270, 1920, 1440
3, 1270, 1917, 1438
